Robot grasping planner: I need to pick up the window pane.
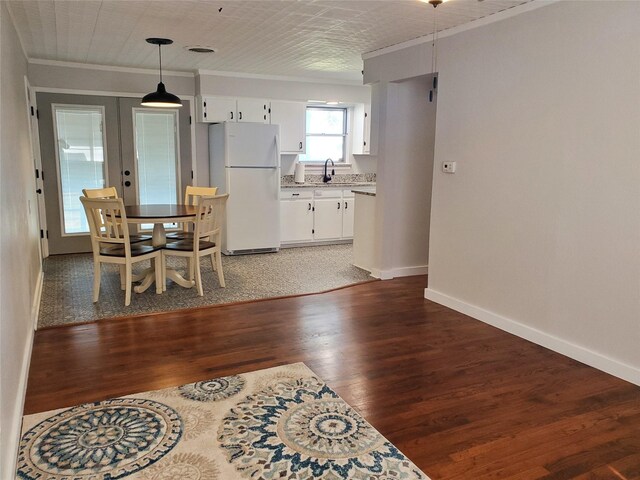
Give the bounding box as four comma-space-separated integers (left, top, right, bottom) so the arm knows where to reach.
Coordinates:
306, 108, 345, 135
304, 136, 345, 162
55, 107, 105, 234
134, 111, 179, 229
135, 111, 178, 205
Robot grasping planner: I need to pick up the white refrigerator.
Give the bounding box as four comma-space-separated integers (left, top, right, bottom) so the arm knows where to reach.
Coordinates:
209, 122, 281, 255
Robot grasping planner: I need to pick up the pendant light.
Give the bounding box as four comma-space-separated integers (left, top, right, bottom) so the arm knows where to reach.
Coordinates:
142, 38, 182, 108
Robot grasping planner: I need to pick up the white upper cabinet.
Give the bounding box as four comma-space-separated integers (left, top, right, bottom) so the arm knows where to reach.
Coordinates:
269, 100, 306, 154
198, 96, 237, 123
197, 96, 268, 123
237, 98, 269, 123
363, 104, 371, 154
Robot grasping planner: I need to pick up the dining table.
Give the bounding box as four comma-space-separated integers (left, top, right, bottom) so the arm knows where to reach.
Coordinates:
125, 204, 198, 294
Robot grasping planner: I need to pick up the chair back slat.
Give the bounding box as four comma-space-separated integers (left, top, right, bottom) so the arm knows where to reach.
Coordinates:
80, 197, 130, 251
184, 186, 218, 206
82, 187, 118, 199
193, 194, 228, 251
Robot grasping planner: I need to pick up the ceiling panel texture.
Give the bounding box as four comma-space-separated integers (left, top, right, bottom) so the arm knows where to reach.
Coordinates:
7, 0, 530, 81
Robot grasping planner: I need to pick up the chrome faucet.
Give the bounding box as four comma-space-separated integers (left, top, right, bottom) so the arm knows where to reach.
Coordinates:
323, 158, 335, 183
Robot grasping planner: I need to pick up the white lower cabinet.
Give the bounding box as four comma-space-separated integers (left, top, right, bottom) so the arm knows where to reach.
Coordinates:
313, 197, 343, 240
280, 191, 314, 243
280, 189, 355, 244
342, 193, 355, 238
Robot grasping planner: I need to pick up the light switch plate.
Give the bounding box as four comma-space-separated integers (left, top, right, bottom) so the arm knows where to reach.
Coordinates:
442, 161, 456, 173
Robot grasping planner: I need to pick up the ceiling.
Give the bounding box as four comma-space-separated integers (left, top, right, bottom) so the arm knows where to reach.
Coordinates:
7, 0, 530, 82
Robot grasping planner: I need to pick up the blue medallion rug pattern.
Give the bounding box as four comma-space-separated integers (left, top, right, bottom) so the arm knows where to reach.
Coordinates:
17, 363, 429, 479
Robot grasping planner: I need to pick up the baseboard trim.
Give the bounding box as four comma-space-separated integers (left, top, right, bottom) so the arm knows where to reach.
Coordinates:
3, 270, 43, 479
424, 288, 640, 386
372, 265, 428, 280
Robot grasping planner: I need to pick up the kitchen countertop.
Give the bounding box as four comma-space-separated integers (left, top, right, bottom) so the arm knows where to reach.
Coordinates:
281, 182, 376, 189
352, 187, 376, 197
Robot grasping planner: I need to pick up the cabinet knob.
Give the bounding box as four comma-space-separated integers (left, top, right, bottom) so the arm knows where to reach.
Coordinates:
230, 111, 234, 120
308, 202, 312, 211
299, 142, 303, 150
124, 180, 131, 187
338, 202, 341, 210
345, 201, 348, 209
36, 188, 42, 194
239, 111, 243, 120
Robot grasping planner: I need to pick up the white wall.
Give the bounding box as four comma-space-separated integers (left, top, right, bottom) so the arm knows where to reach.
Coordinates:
0, 3, 43, 475
370, 76, 436, 279
367, 1, 640, 383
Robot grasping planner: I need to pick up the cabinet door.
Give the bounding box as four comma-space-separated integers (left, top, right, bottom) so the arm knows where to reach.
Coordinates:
204, 97, 237, 122
363, 104, 371, 154
314, 198, 343, 240
237, 98, 269, 123
281, 199, 314, 242
342, 197, 354, 238
270, 101, 306, 153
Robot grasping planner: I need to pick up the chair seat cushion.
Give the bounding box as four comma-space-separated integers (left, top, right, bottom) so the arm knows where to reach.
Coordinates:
100, 243, 160, 257
164, 239, 216, 252
166, 231, 192, 240
130, 234, 152, 243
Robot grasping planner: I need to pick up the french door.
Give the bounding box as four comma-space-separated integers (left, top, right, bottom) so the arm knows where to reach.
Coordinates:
36, 93, 192, 254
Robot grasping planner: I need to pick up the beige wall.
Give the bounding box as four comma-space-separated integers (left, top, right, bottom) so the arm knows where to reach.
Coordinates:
366, 1, 640, 383
1, 3, 42, 475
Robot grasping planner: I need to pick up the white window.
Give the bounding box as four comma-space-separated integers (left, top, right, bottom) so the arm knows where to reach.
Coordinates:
53, 105, 107, 235
299, 107, 347, 163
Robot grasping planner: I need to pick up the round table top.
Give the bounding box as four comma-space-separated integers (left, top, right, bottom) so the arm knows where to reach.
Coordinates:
125, 204, 197, 219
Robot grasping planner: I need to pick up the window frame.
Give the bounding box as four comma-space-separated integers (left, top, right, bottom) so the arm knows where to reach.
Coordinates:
300, 106, 348, 163
52, 103, 109, 237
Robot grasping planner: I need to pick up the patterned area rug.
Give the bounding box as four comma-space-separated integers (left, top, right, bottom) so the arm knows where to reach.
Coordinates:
17, 364, 429, 479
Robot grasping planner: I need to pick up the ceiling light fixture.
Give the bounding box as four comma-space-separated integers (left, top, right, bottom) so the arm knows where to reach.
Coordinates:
141, 38, 182, 108
186, 45, 216, 53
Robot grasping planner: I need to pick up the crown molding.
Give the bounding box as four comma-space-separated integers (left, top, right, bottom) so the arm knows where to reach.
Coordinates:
362, 0, 558, 60
196, 69, 364, 87
28, 59, 195, 78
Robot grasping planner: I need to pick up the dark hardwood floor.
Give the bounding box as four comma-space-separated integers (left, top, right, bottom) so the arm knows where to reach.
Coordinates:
25, 275, 640, 479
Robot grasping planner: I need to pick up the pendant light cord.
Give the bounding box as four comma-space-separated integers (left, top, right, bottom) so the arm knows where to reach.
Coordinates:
158, 44, 163, 83
432, 7, 438, 74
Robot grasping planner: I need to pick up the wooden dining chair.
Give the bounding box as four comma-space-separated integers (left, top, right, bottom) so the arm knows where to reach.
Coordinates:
80, 196, 162, 306
167, 185, 218, 241
162, 194, 228, 295
82, 187, 151, 244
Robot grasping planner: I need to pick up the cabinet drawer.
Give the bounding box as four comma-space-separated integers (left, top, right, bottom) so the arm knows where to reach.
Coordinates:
280, 190, 313, 200
313, 189, 342, 198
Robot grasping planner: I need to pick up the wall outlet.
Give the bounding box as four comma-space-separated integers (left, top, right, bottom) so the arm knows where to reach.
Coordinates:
442, 161, 456, 174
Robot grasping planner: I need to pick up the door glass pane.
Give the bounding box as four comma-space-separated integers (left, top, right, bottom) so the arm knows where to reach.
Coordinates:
54, 106, 106, 234
134, 110, 179, 229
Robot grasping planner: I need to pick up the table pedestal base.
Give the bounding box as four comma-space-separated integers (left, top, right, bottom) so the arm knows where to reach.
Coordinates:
133, 266, 195, 294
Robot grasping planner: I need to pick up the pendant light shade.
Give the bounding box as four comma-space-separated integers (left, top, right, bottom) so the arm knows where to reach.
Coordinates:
142, 38, 182, 108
